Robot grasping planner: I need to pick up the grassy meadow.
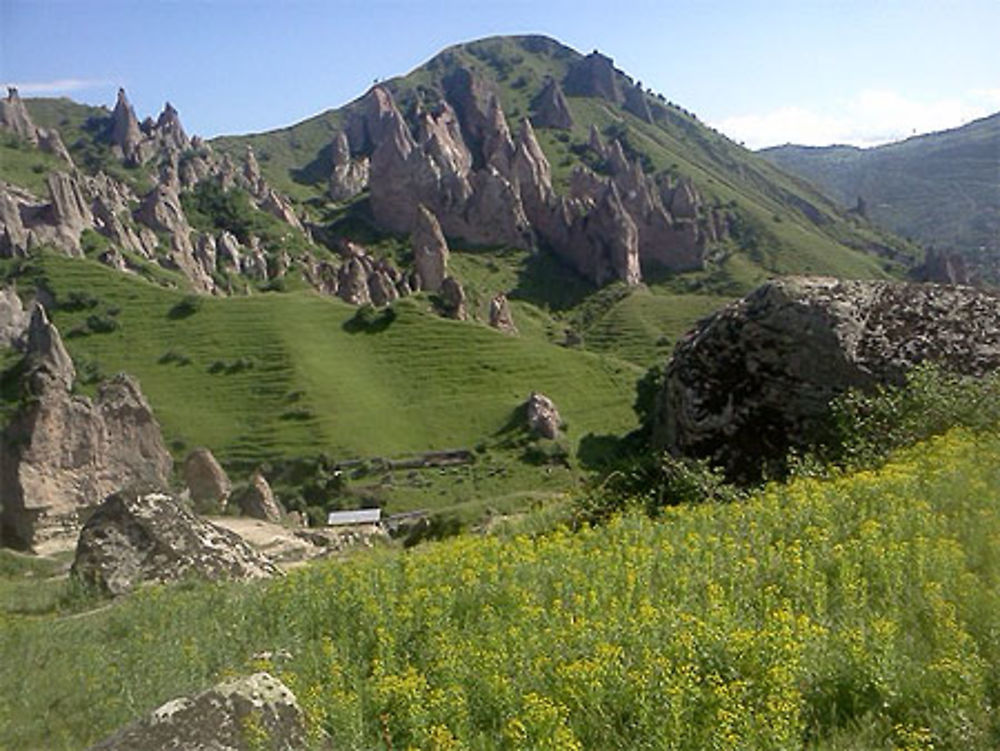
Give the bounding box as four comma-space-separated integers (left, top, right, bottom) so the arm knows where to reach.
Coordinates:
2, 428, 998, 749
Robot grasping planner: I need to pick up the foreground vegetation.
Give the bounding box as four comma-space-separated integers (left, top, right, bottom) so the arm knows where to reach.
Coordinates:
2, 427, 997, 749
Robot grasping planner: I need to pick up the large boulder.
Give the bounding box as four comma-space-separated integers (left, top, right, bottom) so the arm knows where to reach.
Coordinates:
72, 491, 280, 596
653, 277, 1000, 481
526, 392, 562, 439
489, 292, 517, 334
184, 448, 232, 513
235, 471, 283, 523
88, 672, 304, 751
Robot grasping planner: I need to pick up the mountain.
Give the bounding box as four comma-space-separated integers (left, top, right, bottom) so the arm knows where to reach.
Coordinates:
761, 113, 1000, 282
0, 34, 923, 525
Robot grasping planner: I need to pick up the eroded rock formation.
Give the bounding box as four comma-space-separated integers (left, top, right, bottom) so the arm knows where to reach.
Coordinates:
1, 306, 172, 550
653, 277, 1000, 481
531, 77, 574, 130
489, 292, 517, 334
184, 447, 232, 513
235, 471, 283, 523
412, 204, 449, 292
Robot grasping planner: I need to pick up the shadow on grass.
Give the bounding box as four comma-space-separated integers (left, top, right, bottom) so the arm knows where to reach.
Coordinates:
342, 305, 397, 334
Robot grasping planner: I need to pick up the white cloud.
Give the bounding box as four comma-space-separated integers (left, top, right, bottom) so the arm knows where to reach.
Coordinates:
2, 78, 111, 95
713, 88, 1000, 149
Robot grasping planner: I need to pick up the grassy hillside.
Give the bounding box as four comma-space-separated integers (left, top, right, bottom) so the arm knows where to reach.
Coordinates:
1, 253, 641, 512
3, 427, 997, 749
761, 113, 1000, 265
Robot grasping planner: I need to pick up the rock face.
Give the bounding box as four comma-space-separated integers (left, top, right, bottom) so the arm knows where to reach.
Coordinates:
563, 51, 624, 103
1, 308, 172, 549
411, 204, 449, 292
88, 672, 305, 751
184, 448, 232, 513
526, 392, 562, 439
489, 292, 517, 334
0, 287, 29, 349
235, 472, 283, 523
328, 130, 369, 201
653, 277, 1000, 481
531, 78, 574, 129
0, 87, 39, 144
72, 491, 280, 595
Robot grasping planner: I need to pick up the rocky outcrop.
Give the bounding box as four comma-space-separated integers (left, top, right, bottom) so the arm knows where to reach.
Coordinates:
563, 51, 624, 103
489, 292, 517, 334
1, 309, 172, 549
0, 87, 39, 144
23, 302, 75, 390
623, 82, 653, 123
439, 276, 467, 320
0, 287, 28, 349
653, 277, 1000, 481
109, 88, 145, 165
412, 204, 449, 292
184, 447, 232, 513
526, 392, 562, 439
367, 86, 532, 249
328, 130, 369, 201
72, 491, 280, 596
235, 472, 283, 523
531, 78, 574, 130
88, 672, 305, 750
0, 190, 30, 257
46, 171, 92, 254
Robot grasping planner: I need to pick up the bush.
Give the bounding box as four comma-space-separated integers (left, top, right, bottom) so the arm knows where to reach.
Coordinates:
579, 452, 742, 524
803, 363, 1000, 472
168, 295, 202, 319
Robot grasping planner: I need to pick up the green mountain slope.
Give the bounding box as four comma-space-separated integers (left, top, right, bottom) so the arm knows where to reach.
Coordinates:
212, 34, 918, 284
761, 113, 1000, 270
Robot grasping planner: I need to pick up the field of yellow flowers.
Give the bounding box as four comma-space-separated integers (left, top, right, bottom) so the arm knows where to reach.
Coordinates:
2, 428, 999, 749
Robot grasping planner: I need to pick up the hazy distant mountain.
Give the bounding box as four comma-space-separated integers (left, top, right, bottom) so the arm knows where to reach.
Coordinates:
761, 114, 1000, 280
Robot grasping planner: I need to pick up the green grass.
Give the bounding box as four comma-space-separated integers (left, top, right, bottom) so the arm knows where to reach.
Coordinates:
0, 134, 69, 195
2, 428, 997, 749
3, 253, 641, 503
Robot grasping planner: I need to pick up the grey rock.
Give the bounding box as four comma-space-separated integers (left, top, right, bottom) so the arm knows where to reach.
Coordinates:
88, 672, 304, 750
0, 287, 28, 350
623, 82, 653, 123
109, 88, 144, 165
0, 87, 39, 144
72, 492, 279, 596
526, 392, 562, 439
236, 472, 283, 524
328, 130, 369, 201
531, 78, 574, 130
489, 293, 517, 334
439, 276, 467, 320
563, 51, 624, 103
46, 171, 93, 254
411, 204, 449, 292
184, 448, 232, 513
653, 277, 1000, 481
0, 191, 30, 257
1, 364, 172, 550
24, 302, 75, 390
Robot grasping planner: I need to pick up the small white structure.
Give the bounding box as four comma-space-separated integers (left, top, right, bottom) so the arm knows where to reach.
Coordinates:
326, 508, 381, 527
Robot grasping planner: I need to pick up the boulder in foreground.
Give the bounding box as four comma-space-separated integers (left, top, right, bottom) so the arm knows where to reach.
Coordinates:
72, 491, 280, 595
88, 672, 305, 751
653, 277, 1000, 481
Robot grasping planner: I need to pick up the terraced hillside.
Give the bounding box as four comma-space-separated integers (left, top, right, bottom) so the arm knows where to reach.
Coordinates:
1, 254, 640, 512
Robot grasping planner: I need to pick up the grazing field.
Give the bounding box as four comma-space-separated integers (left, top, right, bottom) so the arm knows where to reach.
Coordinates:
3, 428, 997, 749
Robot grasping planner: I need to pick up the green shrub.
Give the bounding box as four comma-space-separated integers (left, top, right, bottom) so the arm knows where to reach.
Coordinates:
804, 363, 1000, 471
167, 295, 202, 319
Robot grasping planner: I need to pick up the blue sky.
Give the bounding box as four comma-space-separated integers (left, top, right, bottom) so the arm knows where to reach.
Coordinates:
2, 0, 998, 148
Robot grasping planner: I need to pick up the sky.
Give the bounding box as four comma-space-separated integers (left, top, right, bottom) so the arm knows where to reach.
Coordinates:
2, 0, 998, 149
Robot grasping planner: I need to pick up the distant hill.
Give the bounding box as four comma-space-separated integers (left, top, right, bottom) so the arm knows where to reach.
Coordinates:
761, 113, 1000, 280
